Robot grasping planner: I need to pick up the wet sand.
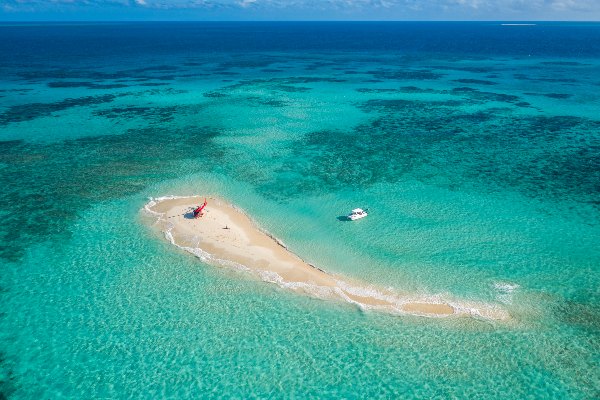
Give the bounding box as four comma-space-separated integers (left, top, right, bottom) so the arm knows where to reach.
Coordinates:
145, 196, 508, 320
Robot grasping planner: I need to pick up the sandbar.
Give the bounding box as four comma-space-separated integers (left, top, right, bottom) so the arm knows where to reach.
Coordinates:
144, 196, 508, 320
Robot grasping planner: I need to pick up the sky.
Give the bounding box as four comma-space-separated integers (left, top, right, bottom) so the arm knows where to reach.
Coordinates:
0, 0, 599, 21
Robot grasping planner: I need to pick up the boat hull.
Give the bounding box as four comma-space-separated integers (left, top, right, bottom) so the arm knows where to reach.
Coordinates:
348, 214, 367, 221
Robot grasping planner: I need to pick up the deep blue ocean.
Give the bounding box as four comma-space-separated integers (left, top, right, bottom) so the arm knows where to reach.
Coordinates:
1, 22, 599, 398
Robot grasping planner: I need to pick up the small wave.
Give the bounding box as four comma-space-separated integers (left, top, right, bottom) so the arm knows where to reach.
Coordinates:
493, 282, 520, 305
494, 282, 520, 292
144, 195, 196, 217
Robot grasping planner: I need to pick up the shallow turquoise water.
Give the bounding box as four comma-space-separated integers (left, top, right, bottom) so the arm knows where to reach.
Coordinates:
1, 22, 599, 398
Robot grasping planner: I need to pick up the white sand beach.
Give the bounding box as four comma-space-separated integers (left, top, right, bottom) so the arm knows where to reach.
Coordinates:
145, 196, 509, 320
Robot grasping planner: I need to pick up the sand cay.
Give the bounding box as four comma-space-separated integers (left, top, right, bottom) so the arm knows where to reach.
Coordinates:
145, 196, 509, 320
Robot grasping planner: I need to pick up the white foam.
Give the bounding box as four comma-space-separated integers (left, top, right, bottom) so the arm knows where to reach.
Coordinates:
494, 282, 520, 292
493, 281, 520, 305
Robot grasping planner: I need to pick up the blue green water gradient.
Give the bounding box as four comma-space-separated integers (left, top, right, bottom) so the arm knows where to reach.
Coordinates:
1, 22, 599, 398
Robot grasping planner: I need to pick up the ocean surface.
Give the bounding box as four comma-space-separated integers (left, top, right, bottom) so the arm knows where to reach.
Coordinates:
1, 22, 599, 398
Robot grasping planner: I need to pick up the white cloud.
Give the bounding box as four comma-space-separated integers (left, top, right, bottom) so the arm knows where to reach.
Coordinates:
237, 0, 256, 7
1, 0, 599, 18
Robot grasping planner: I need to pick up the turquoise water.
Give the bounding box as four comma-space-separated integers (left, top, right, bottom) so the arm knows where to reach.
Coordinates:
1, 22, 599, 398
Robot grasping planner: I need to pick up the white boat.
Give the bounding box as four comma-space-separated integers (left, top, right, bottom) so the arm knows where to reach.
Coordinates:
347, 208, 368, 221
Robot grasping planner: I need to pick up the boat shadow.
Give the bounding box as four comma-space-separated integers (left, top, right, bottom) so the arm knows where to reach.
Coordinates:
336, 215, 352, 222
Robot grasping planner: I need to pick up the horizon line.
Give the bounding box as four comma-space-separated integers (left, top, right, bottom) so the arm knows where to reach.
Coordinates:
1, 19, 599, 23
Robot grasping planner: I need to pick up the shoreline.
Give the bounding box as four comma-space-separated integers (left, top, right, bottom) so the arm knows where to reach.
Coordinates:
144, 195, 509, 321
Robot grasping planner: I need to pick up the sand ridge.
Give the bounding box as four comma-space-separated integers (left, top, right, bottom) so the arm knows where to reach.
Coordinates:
145, 195, 509, 320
